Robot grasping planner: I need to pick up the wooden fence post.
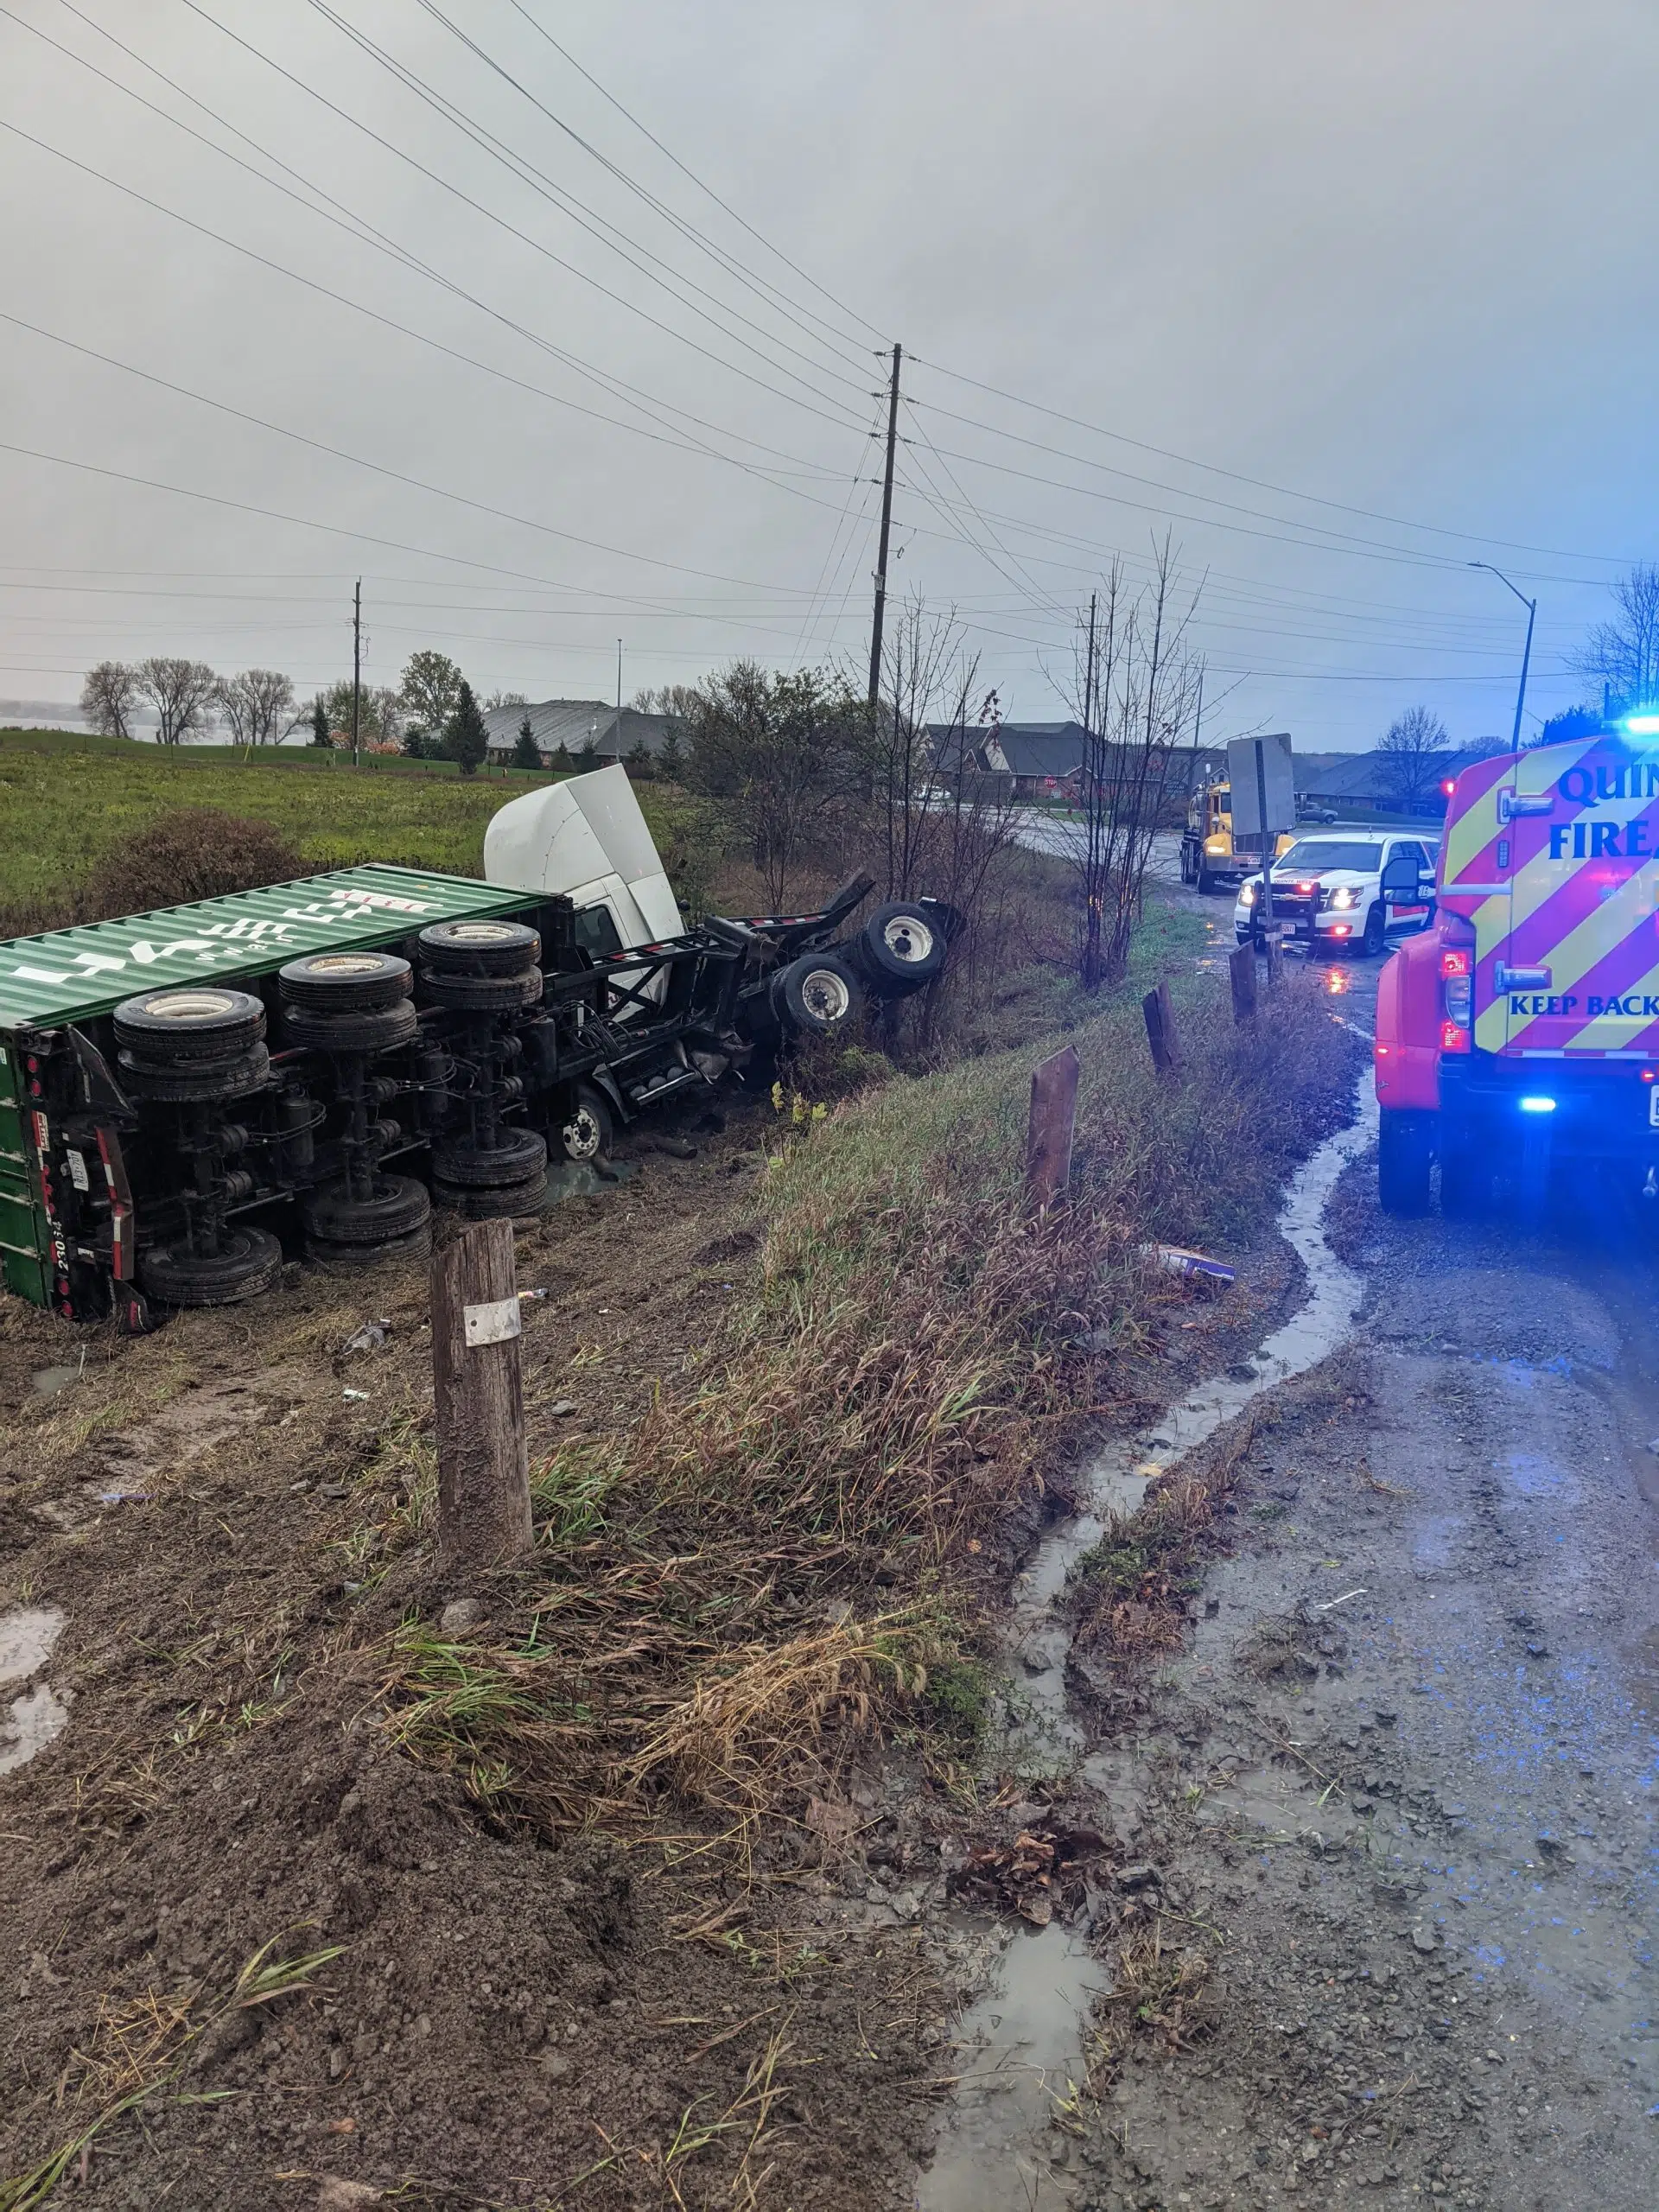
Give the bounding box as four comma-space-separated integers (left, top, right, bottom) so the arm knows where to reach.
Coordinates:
1025, 1045, 1080, 1216
430, 1218, 531, 1567
1229, 942, 1258, 1024
1142, 981, 1179, 1074
1263, 925, 1284, 988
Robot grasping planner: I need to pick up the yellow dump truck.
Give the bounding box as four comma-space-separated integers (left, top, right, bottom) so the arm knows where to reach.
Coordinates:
1179, 779, 1295, 893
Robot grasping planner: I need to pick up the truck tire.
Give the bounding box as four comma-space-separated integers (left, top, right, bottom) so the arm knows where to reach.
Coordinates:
419, 968, 544, 1014
851, 903, 945, 991
308, 1225, 432, 1269
554, 1084, 613, 1164
432, 1128, 548, 1186
771, 952, 860, 1036
118, 1043, 271, 1103
139, 1224, 283, 1306
432, 1173, 547, 1219
1362, 903, 1387, 957
114, 986, 265, 1063
279, 950, 412, 1014
1377, 1109, 1433, 1217
283, 1001, 421, 1054
302, 1174, 432, 1254
417, 918, 542, 976
1196, 866, 1218, 895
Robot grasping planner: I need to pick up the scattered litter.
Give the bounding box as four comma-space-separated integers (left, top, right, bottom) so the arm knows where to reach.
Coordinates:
1313, 1587, 1368, 1613
317, 2181, 384, 2209
318, 1482, 349, 1501
1141, 1243, 1236, 1287
549, 1400, 577, 1418
340, 1387, 371, 1402
342, 1320, 391, 1355
518, 1287, 548, 1301
94, 1490, 149, 1505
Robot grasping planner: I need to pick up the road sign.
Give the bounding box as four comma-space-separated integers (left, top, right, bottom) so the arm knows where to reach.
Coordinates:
1227, 734, 1294, 836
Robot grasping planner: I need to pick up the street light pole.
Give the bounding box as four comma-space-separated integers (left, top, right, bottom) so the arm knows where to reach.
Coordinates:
1469, 562, 1537, 753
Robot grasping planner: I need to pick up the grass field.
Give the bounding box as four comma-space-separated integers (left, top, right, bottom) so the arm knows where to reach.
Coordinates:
0, 726, 694, 910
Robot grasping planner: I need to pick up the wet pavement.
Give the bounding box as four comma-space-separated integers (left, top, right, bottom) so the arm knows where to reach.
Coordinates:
912, 911, 1659, 2211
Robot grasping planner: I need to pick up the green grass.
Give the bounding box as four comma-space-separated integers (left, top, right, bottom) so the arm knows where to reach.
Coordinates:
0, 724, 696, 906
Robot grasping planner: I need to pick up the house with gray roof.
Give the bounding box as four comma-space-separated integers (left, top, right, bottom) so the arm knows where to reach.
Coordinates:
482, 700, 689, 772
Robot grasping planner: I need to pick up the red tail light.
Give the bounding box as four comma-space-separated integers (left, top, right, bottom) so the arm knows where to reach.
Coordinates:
1440, 945, 1472, 1043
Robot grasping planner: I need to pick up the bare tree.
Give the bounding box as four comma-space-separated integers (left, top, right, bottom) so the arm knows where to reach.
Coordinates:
1377, 703, 1450, 810
80, 660, 138, 738
632, 683, 701, 717
484, 689, 529, 712
1070, 543, 1205, 990
135, 657, 219, 745
1574, 563, 1659, 716
216, 668, 298, 748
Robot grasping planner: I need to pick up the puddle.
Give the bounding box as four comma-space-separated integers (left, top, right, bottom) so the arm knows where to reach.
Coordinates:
1007, 1067, 1379, 1749
0, 1606, 65, 1685
914, 1919, 1106, 2212
30, 1362, 84, 1400
0, 1606, 69, 1777
0, 1682, 71, 1777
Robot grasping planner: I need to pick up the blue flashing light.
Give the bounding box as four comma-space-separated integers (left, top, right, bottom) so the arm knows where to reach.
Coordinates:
1518, 1096, 1557, 1114
1621, 712, 1659, 736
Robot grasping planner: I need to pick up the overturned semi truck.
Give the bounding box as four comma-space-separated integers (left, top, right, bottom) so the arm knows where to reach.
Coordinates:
0, 768, 954, 1325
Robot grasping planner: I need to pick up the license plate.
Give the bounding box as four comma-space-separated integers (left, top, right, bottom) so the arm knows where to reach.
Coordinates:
1649, 1087, 1659, 1129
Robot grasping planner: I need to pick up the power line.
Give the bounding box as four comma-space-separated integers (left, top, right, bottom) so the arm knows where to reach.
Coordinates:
399, 0, 875, 377
171, 0, 872, 429
905, 361, 1633, 569
499, 0, 886, 348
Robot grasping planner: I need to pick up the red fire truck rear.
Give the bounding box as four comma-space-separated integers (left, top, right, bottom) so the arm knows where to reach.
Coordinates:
1374, 724, 1659, 1214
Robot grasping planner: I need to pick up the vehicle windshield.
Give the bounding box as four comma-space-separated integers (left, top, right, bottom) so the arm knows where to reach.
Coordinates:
1277, 840, 1383, 873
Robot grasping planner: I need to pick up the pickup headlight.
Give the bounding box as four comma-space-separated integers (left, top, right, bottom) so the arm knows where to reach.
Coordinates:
1324, 885, 1357, 911
1239, 881, 1257, 907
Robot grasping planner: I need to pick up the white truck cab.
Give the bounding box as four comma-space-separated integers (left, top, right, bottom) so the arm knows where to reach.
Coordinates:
484, 765, 683, 1002
1233, 829, 1439, 957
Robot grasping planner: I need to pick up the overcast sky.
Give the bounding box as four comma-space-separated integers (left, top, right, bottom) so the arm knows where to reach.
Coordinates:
3, 0, 1656, 751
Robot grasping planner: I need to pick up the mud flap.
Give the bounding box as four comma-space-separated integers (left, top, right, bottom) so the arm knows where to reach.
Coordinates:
115, 1283, 160, 1335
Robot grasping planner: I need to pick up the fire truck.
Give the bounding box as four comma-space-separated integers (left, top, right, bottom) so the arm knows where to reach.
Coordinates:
1179, 778, 1295, 893
1375, 722, 1659, 1215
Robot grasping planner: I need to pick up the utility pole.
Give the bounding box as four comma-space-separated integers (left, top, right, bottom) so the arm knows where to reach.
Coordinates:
616, 637, 622, 749
351, 577, 362, 770
867, 342, 902, 713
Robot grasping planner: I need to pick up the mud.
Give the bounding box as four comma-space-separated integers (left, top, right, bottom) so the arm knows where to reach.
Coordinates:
913, 960, 1659, 2209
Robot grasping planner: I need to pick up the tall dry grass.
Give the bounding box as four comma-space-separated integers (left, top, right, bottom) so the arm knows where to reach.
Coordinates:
381, 968, 1360, 1833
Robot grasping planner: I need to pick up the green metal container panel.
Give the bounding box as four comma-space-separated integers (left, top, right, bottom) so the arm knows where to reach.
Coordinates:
0, 866, 536, 1033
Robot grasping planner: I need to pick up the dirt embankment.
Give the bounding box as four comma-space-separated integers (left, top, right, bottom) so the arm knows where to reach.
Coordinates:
0, 969, 1361, 2211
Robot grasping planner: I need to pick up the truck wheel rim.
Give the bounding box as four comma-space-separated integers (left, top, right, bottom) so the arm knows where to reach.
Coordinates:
304, 953, 391, 978
136, 989, 241, 1021
802, 969, 851, 1021
881, 916, 934, 963
563, 1106, 602, 1159
446, 922, 520, 944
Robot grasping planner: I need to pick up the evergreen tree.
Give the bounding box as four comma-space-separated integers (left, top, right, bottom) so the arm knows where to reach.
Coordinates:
550, 741, 575, 773
443, 678, 488, 778
657, 723, 685, 779
403, 723, 431, 760
310, 695, 331, 747
512, 714, 543, 770
575, 738, 602, 772
625, 738, 654, 780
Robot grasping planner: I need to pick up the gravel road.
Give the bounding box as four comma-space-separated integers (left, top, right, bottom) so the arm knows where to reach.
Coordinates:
913, 900, 1659, 2212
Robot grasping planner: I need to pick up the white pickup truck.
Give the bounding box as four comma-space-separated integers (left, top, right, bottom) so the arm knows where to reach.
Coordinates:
1232, 829, 1439, 957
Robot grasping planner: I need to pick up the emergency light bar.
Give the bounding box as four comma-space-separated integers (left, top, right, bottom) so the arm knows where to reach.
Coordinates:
1622, 712, 1659, 736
